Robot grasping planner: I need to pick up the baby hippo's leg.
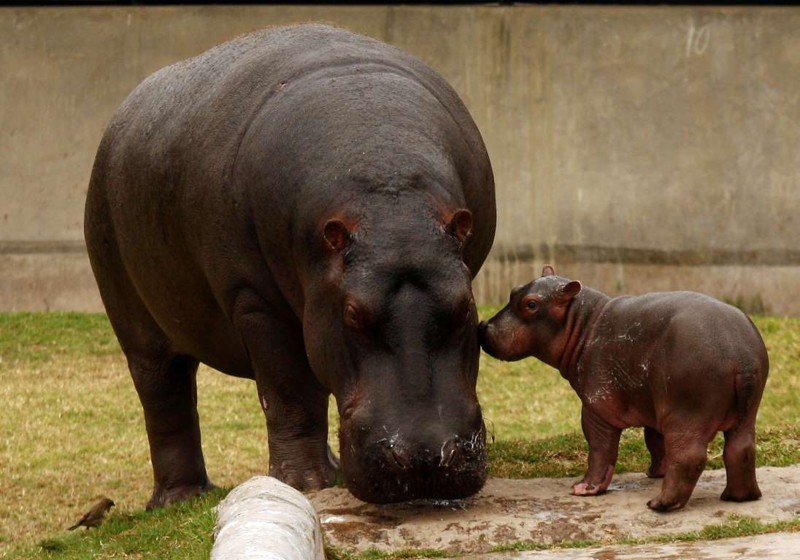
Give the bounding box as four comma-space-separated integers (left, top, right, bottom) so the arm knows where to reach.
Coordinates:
721, 418, 761, 502
645, 427, 667, 478
647, 431, 710, 512
572, 406, 622, 496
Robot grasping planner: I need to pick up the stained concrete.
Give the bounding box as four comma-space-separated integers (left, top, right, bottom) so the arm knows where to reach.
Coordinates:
310, 466, 800, 557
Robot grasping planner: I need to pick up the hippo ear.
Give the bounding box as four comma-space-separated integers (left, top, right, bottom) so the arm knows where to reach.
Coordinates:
542, 265, 556, 277
323, 219, 353, 253
447, 209, 473, 245
560, 281, 582, 300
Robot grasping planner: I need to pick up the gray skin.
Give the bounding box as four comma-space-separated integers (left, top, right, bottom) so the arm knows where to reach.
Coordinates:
479, 266, 768, 512
84, 24, 496, 507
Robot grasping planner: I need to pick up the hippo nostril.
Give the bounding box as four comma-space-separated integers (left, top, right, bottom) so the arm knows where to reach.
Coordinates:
379, 440, 412, 471
379, 436, 473, 474
439, 437, 460, 468
391, 448, 412, 471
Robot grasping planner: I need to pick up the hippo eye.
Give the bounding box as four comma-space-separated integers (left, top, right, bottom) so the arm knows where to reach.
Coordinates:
344, 302, 361, 329
520, 295, 540, 315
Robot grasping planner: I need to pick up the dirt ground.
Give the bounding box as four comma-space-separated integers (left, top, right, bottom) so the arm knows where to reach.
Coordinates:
310, 466, 800, 557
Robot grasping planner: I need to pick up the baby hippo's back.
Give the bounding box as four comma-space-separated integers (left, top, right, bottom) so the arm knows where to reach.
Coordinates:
585, 291, 768, 427
599, 291, 766, 365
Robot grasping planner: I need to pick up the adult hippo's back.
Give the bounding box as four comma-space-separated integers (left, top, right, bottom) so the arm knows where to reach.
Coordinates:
85, 24, 496, 507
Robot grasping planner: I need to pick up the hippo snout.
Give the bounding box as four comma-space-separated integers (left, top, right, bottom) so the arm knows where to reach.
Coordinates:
478, 310, 533, 361
340, 417, 488, 503
477, 320, 491, 349
478, 319, 502, 358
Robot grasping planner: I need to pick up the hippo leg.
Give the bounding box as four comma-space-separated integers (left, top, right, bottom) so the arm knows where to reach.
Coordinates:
644, 427, 667, 478
720, 420, 761, 502
260, 375, 338, 491
129, 352, 215, 510
234, 300, 338, 491
87, 223, 214, 510
572, 406, 621, 496
647, 432, 709, 512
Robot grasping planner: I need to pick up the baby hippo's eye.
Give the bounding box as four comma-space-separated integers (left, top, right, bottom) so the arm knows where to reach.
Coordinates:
520, 294, 541, 316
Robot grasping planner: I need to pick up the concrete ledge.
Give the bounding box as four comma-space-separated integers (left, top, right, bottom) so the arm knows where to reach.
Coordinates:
474, 259, 800, 316
0, 253, 102, 312
4, 251, 800, 316
312, 466, 800, 556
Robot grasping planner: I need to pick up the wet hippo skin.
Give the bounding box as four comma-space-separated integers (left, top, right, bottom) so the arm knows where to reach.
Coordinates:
479, 266, 768, 511
85, 24, 496, 507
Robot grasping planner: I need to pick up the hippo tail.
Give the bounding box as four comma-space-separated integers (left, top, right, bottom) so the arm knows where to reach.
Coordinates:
734, 370, 757, 425
734, 355, 767, 426
734, 316, 770, 426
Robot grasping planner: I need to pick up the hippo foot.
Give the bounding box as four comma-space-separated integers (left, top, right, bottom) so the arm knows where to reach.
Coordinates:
571, 465, 613, 496
270, 462, 338, 491
571, 481, 607, 496
720, 486, 761, 502
147, 480, 217, 510
269, 444, 340, 492
646, 495, 685, 512
647, 464, 667, 478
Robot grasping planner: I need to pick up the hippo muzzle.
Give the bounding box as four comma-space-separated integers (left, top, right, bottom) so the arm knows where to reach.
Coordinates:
338, 397, 488, 503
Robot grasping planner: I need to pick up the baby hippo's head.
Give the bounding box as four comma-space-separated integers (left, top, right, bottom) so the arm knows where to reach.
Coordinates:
478, 265, 581, 363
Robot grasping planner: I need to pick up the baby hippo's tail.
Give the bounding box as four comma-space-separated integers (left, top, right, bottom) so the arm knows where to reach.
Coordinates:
735, 369, 758, 426
734, 324, 769, 426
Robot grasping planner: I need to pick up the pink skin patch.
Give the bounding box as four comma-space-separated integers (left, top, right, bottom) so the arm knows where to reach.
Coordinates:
571, 465, 615, 496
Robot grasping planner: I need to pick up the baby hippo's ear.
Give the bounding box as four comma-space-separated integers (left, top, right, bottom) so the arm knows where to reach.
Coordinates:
560, 280, 582, 300
542, 265, 556, 276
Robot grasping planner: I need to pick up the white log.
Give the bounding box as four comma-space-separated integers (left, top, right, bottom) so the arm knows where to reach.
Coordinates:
211, 476, 326, 560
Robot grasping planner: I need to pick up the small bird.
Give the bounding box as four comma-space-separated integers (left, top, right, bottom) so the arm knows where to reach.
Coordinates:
67, 497, 115, 530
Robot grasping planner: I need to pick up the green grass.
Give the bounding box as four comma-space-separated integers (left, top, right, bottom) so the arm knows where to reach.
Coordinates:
1, 312, 799, 559
485, 515, 800, 556
487, 425, 800, 480
31, 489, 224, 559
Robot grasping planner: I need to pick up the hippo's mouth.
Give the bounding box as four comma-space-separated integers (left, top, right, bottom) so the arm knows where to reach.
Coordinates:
338, 423, 488, 504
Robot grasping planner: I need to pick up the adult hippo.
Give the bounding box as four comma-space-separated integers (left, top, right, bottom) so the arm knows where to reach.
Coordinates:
85, 24, 495, 507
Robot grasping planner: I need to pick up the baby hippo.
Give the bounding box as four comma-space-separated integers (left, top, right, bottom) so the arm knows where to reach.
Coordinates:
479, 266, 769, 512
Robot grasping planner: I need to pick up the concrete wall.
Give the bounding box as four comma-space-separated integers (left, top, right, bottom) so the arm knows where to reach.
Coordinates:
2, 5, 799, 314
